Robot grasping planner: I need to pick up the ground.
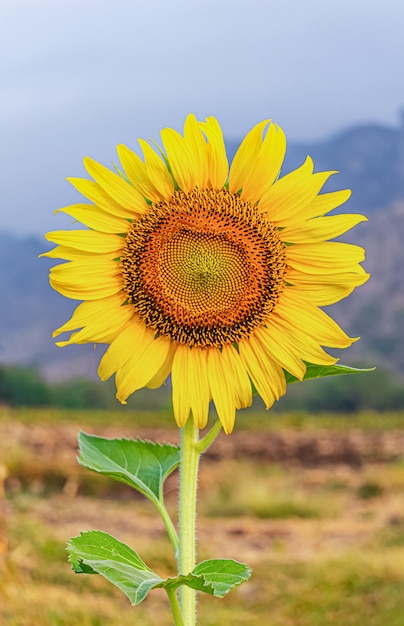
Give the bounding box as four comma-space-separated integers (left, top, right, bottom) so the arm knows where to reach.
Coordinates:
1, 408, 404, 625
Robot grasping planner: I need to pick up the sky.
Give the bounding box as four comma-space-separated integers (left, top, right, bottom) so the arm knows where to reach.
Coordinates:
1, 0, 403, 236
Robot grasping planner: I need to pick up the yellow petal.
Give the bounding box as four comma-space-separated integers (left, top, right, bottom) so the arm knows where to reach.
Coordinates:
52, 294, 125, 336
255, 325, 306, 380
46, 230, 123, 254
54, 297, 133, 346
115, 334, 171, 403
287, 271, 370, 305
239, 123, 286, 203
274, 290, 356, 348
67, 177, 142, 219
171, 345, 192, 427
49, 258, 120, 278
160, 114, 208, 191
207, 348, 237, 434
238, 336, 286, 409
84, 157, 148, 213
97, 318, 147, 381
187, 348, 210, 429
171, 345, 210, 429
183, 113, 209, 188
198, 116, 228, 189
50, 277, 121, 300
54, 203, 129, 234
302, 189, 352, 221
138, 139, 175, 198
220, 345, 252, 410
160, 128, 192, 190
259, 158, 334, 223
269, 314, 338, 366
228, 120, 269, 194
286, 242, 365, 274
147, 344, 176, 389
50, 259, 122, 300
117, 144, 164, 202
280, 214, 367, 244
41, 245, 117, 261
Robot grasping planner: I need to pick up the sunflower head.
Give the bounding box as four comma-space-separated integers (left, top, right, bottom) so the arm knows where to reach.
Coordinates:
44, 114, 369, 433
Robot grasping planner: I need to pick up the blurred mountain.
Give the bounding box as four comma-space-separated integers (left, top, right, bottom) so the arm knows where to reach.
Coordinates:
1, 120, 403, 380
331, 201, 404, 373
282, 122, 404, 214
0, 234, 102, 380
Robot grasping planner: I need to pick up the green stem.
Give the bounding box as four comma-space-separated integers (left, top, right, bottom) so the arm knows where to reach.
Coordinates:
178, 418, 200, 625
195, 420, 222, 454
166, 587, 185, 626
155, 500, 179, 556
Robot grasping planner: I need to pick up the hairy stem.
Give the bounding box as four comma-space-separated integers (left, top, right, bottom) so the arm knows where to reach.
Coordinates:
178, 419, 200, 625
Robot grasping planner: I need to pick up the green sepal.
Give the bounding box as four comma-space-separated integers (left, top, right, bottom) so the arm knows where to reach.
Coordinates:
285, 363, 375, 384
112, 162, 130, 183
77, 432, 180, 505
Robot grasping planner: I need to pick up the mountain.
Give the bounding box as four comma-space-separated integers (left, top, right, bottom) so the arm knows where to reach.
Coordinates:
1, 121, 403, 380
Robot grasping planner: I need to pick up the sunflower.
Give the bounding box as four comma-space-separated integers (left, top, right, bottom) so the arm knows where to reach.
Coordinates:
44, 115, 369, 433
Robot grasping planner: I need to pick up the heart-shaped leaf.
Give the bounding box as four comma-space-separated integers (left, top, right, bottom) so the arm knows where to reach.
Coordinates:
78, 432, 180, 505
68, 531, 162, 605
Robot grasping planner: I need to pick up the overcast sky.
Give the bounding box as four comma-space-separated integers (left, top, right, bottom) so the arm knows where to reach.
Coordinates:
1, 0, 403, 236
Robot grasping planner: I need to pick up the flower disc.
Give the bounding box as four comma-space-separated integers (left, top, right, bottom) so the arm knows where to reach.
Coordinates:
121, 188, 287, 347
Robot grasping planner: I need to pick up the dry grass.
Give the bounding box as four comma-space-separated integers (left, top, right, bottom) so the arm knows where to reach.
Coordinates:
1, 408, 404, 625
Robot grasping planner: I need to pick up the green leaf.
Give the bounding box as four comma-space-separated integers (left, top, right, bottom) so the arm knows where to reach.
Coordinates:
67, 534, 252, 606
67, 531, 163, 606
77, 432, 180, 505
159, 559, 252, 597
190, 559, 252, 597
285, 363, 375, 385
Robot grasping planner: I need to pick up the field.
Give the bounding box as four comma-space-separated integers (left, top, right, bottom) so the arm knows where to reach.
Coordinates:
1, 407, 404, 625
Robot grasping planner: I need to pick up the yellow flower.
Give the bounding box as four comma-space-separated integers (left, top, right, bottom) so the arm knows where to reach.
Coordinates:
44, 115, 369, 433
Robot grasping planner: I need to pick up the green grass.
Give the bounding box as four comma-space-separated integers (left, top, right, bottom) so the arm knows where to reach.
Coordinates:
4, 512, 404, 626
2, 406, 404, 431
252, 558, 404, 626
201, 461, 329, 520
0, 405, 175, 428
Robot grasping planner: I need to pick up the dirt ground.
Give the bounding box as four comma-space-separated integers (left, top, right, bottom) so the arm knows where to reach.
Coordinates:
3, 418, 404, 467
2, 419, 404, 566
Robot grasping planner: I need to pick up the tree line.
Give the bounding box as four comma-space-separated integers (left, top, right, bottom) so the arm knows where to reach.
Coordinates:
1, 364, 404, 413
0, 365, 168, 411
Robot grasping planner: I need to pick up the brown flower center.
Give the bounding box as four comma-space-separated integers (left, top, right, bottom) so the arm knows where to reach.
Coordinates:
121, 188, 286, 347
